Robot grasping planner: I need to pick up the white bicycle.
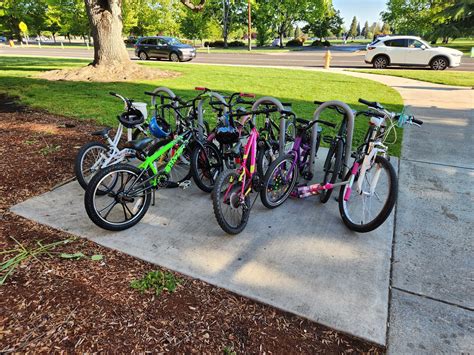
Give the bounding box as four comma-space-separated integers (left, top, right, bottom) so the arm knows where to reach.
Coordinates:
74, 91, 151, 192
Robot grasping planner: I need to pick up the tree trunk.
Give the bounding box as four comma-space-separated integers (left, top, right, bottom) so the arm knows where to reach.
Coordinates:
222, 0, 230, 48
84, 0, 130, 66
279, 30, 284, 48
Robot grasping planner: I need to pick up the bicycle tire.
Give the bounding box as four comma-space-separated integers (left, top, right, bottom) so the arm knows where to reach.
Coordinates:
256, 143, 278, 178
338, 155, 397, 233
212, 169, 251, 235
191, 142, 223, 193
75, 141, 108, 191
320, 139, 343, 203
260, 153, 299, 209
84, 164, 152, 231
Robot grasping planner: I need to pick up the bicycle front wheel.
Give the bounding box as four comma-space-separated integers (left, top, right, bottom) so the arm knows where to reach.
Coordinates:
85, 164, 152, 231
261, 153, 298, 209
212, 170, 251, 235
338, 155, 397, 233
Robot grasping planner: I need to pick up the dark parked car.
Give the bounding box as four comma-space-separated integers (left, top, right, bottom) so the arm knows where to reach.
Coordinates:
134, 36, 196, 62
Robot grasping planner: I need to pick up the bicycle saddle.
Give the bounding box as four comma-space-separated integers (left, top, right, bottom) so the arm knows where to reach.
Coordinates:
91, 127, 112, 137
123, 137, 153, 151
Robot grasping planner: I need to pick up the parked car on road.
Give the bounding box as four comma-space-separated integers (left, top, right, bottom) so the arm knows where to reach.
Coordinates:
134, 36, 196, 62
365, 35, 463, 70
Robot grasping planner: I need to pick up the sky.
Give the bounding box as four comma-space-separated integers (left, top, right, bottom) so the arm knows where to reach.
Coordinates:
332, 0, 387, 28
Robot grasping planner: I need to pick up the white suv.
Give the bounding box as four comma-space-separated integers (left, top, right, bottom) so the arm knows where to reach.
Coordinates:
365, 35, 463, 70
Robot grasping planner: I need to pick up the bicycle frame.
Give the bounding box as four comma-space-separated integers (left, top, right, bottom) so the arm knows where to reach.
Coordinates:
138, 132, 192, 187
223, 126, 259, 203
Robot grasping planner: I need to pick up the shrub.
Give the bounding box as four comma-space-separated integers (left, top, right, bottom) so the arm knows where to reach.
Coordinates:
311, 39, 331, 47
228, 40, 245, 47
286, 37, 304, 47
203, 40, 245, 48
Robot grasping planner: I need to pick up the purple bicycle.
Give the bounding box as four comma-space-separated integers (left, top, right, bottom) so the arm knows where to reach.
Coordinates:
260, 112, 336, 208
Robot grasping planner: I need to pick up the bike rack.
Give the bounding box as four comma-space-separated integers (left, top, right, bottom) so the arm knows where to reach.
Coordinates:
309, 101, 355, 177
251, 97, 286, 154
196, 92, 228, 141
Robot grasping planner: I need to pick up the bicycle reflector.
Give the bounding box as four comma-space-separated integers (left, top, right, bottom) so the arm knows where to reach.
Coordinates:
149, 116, 171, 138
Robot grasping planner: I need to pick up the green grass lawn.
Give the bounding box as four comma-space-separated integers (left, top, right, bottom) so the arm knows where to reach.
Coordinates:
350, 69, 474, 87
0, 56, 404, 156
196, 47, 296, 54
440, 38, 474, 55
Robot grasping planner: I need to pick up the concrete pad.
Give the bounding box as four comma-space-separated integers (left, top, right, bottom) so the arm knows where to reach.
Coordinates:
388, 289, 474, 354
394, 160, 474, 308
10, 156, 398, 345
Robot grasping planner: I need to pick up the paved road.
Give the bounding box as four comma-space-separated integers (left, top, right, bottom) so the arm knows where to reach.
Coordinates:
1, 45, 474, 71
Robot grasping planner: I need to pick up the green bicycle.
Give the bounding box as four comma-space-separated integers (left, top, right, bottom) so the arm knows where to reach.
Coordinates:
84, 122, 199, 231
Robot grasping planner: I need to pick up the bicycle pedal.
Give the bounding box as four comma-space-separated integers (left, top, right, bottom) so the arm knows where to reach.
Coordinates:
179, 180, 191, 190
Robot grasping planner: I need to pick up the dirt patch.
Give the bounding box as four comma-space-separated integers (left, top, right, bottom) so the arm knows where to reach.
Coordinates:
40, 62, 179, 82
0, 95, 384, 353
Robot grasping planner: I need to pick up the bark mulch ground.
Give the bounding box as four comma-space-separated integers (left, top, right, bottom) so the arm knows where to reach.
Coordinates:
0, 94, 384, 353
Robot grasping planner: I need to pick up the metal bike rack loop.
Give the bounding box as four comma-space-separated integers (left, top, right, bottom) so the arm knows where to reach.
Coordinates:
197, 92, 228, 141
251, 97, 286, 154
150, 86, 179, 128
310, 101, 354, 176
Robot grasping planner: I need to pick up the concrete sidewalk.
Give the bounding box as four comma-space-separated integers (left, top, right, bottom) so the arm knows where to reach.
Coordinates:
343, 72, 474, 353
11, 154, 396, 346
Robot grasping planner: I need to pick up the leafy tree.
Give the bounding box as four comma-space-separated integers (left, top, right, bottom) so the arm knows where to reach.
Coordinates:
382, 0, 436, 36
180, 7, 212, 44
357, 21, 361, 36
381, 22, 390, 34
303, 6, 343, 39
349, 16, 357, 38
253, 0, 274, 46
362, 20, 369, 38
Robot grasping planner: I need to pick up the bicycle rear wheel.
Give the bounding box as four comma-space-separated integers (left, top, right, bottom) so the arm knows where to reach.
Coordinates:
320, 139, 343, 203
191, 143, 222, 193
212, 170, 251, 234
338, 155, 397, 233
261, 153, 298, 209
84, 164, 152, 231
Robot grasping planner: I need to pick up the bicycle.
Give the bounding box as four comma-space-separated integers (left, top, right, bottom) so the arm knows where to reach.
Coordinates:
191, 89, 257, 193
74, 92, 149, 192
261, 112, 336, 209
84, 114, 202, 231
211, 106, 280, 234
293, 98, 423, 232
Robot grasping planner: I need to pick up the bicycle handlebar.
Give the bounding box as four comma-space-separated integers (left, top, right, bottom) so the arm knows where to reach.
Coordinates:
411, 117, 423, 125
359, 98, 383, 110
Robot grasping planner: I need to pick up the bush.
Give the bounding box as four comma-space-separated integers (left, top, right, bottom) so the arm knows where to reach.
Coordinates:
228, 40, 245, 47
203, 40, 245, 48
286, 37, 304, 47
311, 39, 331, 47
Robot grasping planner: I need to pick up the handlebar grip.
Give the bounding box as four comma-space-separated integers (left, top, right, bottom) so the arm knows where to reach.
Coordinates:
195, 86, 208, 91
314, 100, 324, 105
317, 120, 337, 128
411, 117, 423, 125
281, 109, 295, 116
109, 91, 118, 96
240, 92, 256, 98
144, 91, 158, 96
359, 98, 383, 110
281, 102, 292, 107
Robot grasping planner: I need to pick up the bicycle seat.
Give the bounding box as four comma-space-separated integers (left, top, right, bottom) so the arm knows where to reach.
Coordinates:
91, 127, 112, 137
123, 137, 154, 151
